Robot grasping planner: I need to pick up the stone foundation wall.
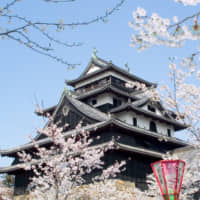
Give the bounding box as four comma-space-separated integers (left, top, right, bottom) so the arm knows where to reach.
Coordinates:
13, 179, 152, 200
13, 194, 30, 200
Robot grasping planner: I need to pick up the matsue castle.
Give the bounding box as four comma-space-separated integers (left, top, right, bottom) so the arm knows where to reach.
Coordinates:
0, 54, 189, 197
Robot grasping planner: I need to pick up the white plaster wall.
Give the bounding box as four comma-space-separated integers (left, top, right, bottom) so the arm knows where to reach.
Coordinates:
86, 65, 100, 74
91, 93, 125, 107
93, 93, 113, 107
115, 111, 174, 136
142, 104, 162, 116
157, 122, 174, 136
75, 71, 139, 89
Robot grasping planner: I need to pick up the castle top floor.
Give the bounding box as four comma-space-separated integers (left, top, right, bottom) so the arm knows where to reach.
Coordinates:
66, 56, 156, 96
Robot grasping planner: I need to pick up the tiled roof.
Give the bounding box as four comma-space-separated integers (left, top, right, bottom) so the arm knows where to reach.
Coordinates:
0, 122, 106, 157
0, 118, 188, 157
66, 57, 156, 87
110, 102, 187, 131
131, 97, 150, 107
0, 140, 164, 173
65, 94, 109, 122
114, 141, 164, 159
76, 84, 138, 100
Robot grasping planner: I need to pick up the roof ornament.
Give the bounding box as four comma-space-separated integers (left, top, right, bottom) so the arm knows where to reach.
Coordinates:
92, 48, 98, 60
125, 62, 130, 72
108, 112, 113, 119
62, 86, 71, 96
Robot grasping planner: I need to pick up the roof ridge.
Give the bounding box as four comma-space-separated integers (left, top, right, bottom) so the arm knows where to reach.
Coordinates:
66, 57, 157, 87
77, 56, 108, 79
110, 104, 187, 130
1, 118, 189, 157
65, 93, 109, 121
35, 92, 109, 140
76, 84, 138, 100
1, 139, 166, 173
0, 121, 106, 157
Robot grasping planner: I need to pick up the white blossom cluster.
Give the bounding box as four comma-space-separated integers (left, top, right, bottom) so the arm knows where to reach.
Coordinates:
18, 116, 126, 200
175, 0, 200, 6
126, 80, 160, 102
159, 55, 200, 143
129, 7, 200, 51
0, 182, 13, 200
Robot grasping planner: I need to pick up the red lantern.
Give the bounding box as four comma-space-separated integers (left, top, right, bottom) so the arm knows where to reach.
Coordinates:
151, 160, 185, 200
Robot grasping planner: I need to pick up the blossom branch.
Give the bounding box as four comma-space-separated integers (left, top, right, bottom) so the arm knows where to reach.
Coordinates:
0, 0, 127, 66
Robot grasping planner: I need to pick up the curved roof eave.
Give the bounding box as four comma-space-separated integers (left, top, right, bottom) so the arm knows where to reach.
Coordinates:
66, 58, 156, 88
110, 103, 188, 131
0, 118, 189, 157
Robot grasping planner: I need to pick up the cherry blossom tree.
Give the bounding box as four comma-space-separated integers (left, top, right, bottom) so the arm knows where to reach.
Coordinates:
129, 0, 200, 199
0, 181, 13, 200
18, 113, 127, 200
129, 0, 200, 143
0, 0, 126, 68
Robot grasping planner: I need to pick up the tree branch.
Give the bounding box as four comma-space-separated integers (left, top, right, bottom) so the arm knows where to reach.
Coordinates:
0, 0, 127, 66
168, 10, 200, 30
43, 0, 76, 2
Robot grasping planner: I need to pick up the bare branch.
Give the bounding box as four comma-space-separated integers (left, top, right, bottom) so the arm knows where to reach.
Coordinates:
3, 0, 19, 11
43, 0, 76, 2
36, 0, 126, 27
7, 34, 79, 68
0, 0, 127, 66
168, 10, 200, 30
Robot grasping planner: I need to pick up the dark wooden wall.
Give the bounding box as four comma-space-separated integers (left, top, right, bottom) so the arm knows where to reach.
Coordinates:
103, 150, 157, 190
91, 128, 182, 153
14, 171, 33, 195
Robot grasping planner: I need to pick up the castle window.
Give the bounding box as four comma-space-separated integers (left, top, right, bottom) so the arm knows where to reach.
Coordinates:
148, 105, 156, 113
150, 121, 157, 132
113, 98, 122, 107
91, 99, 97, 105
133, 118, 137, 127
167, 129, 171, 137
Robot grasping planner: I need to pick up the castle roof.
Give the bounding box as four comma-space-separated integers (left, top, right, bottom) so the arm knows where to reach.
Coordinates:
0, 140, 165, 174
0, 55, 189, 178
0, 117, 188, 158
63, 94, 109, 122
110, 101, 187, 131
36, 93, 109, 121
76, 83, 139, 100
66, 57, 156, 88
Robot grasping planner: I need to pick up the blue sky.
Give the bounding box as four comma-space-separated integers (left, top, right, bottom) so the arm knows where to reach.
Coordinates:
0, 0, 197, 167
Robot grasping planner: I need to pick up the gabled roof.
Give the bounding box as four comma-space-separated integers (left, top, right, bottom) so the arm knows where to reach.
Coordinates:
80, 57, 107, 77
47, 92, 109, 122
110, 101, 187, 131
0, 118, 188, 157
66, 56, 156, 88
34, 92, 109, 140
64, 94, 109, 121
